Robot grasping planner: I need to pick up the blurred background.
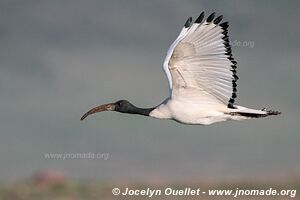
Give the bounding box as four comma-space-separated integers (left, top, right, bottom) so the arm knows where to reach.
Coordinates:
0, 0, 299, 199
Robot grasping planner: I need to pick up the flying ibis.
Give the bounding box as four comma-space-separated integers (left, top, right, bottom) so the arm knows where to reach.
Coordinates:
81, 12, 280, 125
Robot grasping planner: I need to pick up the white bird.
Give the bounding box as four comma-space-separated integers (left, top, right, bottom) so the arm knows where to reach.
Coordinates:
81, 12, 280, 125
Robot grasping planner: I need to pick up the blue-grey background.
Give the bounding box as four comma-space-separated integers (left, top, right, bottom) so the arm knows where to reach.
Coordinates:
0, 0, 299, 182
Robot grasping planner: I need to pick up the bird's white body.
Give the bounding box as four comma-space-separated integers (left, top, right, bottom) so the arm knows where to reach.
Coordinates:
150, 97, 266, 125
150, 98, 228, 125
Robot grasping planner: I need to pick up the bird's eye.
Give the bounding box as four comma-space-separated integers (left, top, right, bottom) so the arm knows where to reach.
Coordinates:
117, 101, 123, 107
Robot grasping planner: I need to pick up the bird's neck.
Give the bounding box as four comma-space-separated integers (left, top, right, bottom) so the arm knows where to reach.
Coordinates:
126, 106, 156, 116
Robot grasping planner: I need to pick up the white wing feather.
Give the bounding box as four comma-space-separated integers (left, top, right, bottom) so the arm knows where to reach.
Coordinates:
163, 13, 238, 108
163, 17, 192, 94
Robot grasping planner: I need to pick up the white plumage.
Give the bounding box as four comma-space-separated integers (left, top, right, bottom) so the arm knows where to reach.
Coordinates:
149, 12, 280, 125
81, 12, 280, 125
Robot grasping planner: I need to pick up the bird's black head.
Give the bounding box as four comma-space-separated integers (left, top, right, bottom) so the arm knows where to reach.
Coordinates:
81, 99, 155, 120
114, 100, 135, 113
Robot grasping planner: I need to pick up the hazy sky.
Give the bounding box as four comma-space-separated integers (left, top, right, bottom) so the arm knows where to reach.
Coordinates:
0, 0, 299, 181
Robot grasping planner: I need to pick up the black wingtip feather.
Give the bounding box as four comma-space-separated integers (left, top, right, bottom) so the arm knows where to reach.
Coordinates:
228, 97, 235, 108
184, 17, 193, 28
229, 104, 234, 107
206, 12, 215, 23
220, 21, 229, 29
213, 15, 223, 24
225, 49, 232, 55
195, 12, 205, 24
232, 81, 237, 87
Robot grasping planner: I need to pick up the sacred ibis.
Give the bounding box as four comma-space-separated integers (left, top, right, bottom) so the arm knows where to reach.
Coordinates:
81, 12, 280, 125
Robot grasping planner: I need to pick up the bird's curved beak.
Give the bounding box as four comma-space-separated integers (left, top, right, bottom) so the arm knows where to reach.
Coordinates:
80, 103, 115, 121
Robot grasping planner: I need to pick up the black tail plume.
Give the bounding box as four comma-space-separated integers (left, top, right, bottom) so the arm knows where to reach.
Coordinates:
230, 110, 281, 118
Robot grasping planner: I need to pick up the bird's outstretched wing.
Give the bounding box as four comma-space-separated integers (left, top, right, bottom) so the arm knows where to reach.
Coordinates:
163, 12, 238, 108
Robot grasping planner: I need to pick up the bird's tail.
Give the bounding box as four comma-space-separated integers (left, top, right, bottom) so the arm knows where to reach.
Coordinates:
229, 106, 281, 118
